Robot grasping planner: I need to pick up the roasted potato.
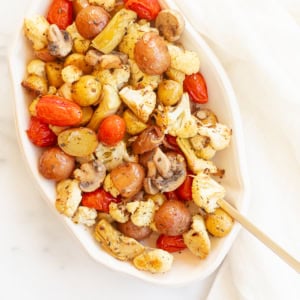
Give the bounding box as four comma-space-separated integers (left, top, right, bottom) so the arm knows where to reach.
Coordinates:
157, 79, 183, 106
117, 220, 152, 241
45, 62, 64, 88
123, 109, 147, 135
58, 127, 98, 157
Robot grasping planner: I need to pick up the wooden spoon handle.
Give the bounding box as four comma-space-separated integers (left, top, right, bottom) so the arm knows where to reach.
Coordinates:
217, 198, 300, 273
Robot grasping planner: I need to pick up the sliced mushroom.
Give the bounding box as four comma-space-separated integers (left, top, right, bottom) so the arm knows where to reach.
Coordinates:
85, 49, 128, 67
155, 9, 185, 42
73, 160, 106, 192
152, 152, 187, 192
132, 126, 164, 155
152, 147, 171, 178
144, 177, 160, 195
47, 24, 73, 58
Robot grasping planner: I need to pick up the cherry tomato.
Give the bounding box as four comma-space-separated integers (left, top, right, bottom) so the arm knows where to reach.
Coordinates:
81, 188, 120, 212
26, 116, 57, 147
183, 72, 208, 104
47, 0, 73, 30
156, 234, 187, 253
98, 115, 126, 146
125, 0, 161, 21
175, 173, 193, 201
164, 191, 179, 201
165, 134, 183, 155
36, 95, 83, 126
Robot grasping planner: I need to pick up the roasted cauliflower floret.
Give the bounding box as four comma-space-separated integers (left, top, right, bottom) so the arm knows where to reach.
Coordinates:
55, 179, 82, 217
192, 172, 226, 213
93, 65, 130, 90
128, 59, 161, 90
88, 0, 116, 11
103, 173, 120, 198
155, 93, 198, 138
72, 206, 98, 226
61, 65, 83, 83
24, 15, 50, 51
126, 199, 156, 227
183, 215, 211, 259
176, 138, 218, 174
189, 135, 216, 160
94, 219, 145, 261
109, 202, 129, 223
198, 123, 232, 151
119, 86, 156, 123
133, 249, 174, 273
167, 43, 200, 75
66, 23, 90, 54
27, 59, 46, 77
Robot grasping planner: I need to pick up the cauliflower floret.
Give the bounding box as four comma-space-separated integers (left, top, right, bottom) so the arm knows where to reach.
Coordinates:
198, 123, 232, 151
66, 23, 90, 54
55, 179, 82, 217
119, 86, 156, 123
126, 199, 156, 227
128, 59, 161, 90
88, 0, 116, 11
133, 249, 174, 273
192, 172, 225, 213
119, 21, 158, 59
156, 93, 198, 138
183, 215, 211, 259
93, 65, 130, 90
109, 202, 129, 223
177, 138, 218, 174
72, 206, 98, 226
167, 43, 200, 75
189, 135, 216, 160
27, 59, 46, 78
103, 174, 120, 198
23, 15, 50, 50
95, 141, 137, 171
61, 65, 83, 83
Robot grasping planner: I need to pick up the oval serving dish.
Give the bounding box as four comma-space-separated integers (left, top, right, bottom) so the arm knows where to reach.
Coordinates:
8, 0, 249, 285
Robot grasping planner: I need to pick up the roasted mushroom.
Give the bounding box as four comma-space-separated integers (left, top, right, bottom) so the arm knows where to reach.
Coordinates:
132, 126, 164, 155
47, 24, 73, 58
73, 160, 106, 192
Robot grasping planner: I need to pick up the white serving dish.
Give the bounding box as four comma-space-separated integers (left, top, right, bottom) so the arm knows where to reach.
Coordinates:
8, 0, 249, 286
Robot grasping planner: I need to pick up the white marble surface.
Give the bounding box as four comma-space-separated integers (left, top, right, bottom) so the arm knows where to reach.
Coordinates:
0, 1, 215, 299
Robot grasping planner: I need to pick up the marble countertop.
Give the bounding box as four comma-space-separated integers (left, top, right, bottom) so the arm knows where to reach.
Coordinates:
0, 1, 215, 299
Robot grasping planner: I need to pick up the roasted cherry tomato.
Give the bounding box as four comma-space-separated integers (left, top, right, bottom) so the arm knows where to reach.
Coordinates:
81, 188, 120, 212
183, 72, 208, 104
164, 191, 179, 201
98, 115, 126, 146
36, 95, 83, 126
47, 0, 73, 30
156, 234, 187, 253
165, 134, 183, 155
26, 116, 57, 147
125, 0, 161, 21
175, 173, 193, 201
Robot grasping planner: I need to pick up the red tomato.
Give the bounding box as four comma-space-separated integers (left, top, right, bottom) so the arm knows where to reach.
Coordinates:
156, 234, 187, 253
165, 134, 183, 155
175, 173, 193, 201
125, 0, 161, 21
26, 116, 57, 147
183, 72, 208, 104
98, 115, 126, 146
47, 0, 73, 30
164, 191, 179, 201
81, 188, 120, 212
36, 95, 82, 126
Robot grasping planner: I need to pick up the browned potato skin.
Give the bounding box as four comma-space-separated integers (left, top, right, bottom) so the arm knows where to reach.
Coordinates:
117, 220, 152, 241
134, 32, 171, 75
38, 147, 75, 181
75, 6, 110, 40
154, 200, 192, 236
110, 162, 145, 198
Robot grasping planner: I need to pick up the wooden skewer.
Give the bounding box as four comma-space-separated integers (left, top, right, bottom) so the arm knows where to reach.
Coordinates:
217, 198, 300, 273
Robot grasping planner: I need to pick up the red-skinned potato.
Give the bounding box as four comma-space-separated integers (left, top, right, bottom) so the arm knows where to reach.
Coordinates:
75, 6, 110, 39
38, 147, 75, 181
134, 32, 170, 75
154, 199, 192, 236
117, 220, 152, 241
110, 162, 145, 198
